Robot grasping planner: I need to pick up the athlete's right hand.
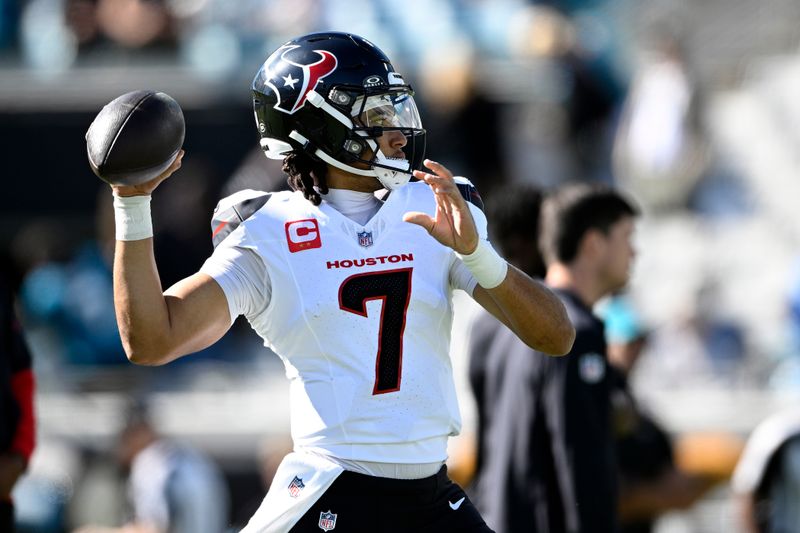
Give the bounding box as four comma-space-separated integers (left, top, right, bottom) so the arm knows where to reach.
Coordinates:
111, 149, 184, 197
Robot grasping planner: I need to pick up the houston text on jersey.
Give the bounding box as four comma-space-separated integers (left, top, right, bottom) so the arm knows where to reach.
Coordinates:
326, 253, 414, 269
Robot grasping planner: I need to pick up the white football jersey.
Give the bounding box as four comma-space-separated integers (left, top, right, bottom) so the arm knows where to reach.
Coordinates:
200, 181, 487, 463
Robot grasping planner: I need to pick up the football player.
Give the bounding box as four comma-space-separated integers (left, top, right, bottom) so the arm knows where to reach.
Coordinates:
110, 32, 574, 532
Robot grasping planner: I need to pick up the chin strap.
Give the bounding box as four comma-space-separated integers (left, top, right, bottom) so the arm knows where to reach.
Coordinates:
362, 136, 412, 189
286, 129, 412, 190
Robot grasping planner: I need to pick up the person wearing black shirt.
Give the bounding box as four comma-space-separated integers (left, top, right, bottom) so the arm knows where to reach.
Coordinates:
472, 184, 638, 533
467, 185, 546, 482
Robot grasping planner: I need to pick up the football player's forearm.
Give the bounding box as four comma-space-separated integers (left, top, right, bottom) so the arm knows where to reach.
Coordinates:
486, 265, 575, 355
113, 239, 175, 365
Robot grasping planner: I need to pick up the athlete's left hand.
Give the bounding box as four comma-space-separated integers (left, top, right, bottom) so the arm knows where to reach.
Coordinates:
403, 160, 479, 255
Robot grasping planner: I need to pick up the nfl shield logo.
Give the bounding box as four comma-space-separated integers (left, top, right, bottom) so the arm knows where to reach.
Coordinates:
318, 510, 337, 531
287, 476, 305, 498
357, 230, 373, 248
579, 353, 606, 384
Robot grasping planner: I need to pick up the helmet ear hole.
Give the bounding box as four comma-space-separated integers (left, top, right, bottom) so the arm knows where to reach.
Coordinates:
330, 89, 352, 106
344, 140, 363, 155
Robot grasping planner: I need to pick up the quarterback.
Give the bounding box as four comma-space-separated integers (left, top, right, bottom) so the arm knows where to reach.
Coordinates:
110, 32, 574, 532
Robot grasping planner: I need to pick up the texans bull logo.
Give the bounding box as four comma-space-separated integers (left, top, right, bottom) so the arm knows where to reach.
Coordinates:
262, 44, 338, 114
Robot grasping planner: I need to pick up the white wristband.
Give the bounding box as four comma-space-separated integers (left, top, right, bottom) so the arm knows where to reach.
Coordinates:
457, 239, 508, 289
113, 194, 153, 241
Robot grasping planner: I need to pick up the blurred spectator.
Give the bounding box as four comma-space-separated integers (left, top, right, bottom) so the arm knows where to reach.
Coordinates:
12, 171, 237, 379
416, 39, 507, 196
503, 5, 624, 189
637, 276, 749, 391
12, 438, 77, 532
96, 0, 174, 50
601, 295, 739, 533
445, 184, 547, 490
768, 257, 800, 390
73, 400, 230, 533
65, 0, 177, 54
732, 409, 800, 533
483, 184, 547, 281
693, 278, 747, 381
460, 184, 545, 487
64, 0, 99, 51
787, 261, 800, 345
14, 191, 125, 371
1, 258, 36, 531
0, 0, 20, 50
613, 23, 711, 212
20, 0, 78, 72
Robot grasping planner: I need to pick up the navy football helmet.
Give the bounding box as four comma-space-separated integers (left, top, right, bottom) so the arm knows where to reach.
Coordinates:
252, 32, 426, 190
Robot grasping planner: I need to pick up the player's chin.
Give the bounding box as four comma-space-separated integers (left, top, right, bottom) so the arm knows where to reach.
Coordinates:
609, 273, 631, 293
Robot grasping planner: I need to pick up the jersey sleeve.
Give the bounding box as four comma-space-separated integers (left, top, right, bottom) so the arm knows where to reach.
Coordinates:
454, 177, 489, 240
200, 234, 271, 324
210, 189, 272, 247
201, 190, 274, 323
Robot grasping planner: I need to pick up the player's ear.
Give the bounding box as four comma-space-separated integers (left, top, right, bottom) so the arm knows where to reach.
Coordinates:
580, 228, 606, 259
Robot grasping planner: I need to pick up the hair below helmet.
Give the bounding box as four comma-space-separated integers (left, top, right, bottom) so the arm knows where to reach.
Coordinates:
252, 32, 426, 190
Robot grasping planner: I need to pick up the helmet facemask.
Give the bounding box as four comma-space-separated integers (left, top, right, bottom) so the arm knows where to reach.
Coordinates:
344, 89, 426, 189
306, 85, 425, 190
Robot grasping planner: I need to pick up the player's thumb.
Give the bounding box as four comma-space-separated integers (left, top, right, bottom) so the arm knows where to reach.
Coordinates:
403, 212, 434, 234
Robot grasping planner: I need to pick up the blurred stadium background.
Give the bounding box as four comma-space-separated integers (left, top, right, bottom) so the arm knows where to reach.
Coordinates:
2, 0, 800, 531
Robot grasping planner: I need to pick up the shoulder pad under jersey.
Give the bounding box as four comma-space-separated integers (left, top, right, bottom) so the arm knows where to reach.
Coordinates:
454, 177, 484, 211
211, 189, 272, 248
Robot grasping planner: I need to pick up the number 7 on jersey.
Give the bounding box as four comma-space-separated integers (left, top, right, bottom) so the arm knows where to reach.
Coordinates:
338, 268, 413, 394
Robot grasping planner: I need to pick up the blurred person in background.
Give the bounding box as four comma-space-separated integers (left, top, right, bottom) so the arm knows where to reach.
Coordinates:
0, 0, 20, 50
612, 22, 711, 213
767, 257, 800, 390
504, 5, 625, 189
472, 183, 637, 533
732, 409, 800, 533
108, 30, 573, 532
640, 275, 748, 391
601, 295, 739, 533
1, 258, 36, 532
13, 172, 230, 381
19, 0, 177, 73
73, 401, 229, 533
13, 191, 126, 371
416, 40, 507, 198
64, 0, 176, 55
453, 184, 546, 488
